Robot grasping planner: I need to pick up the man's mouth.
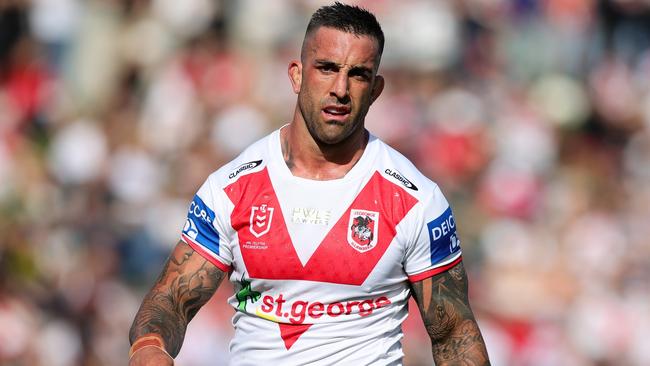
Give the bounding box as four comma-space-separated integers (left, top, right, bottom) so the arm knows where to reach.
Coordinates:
322, 105, 351, 116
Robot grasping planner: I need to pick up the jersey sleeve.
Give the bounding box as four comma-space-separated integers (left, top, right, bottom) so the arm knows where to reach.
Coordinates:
403, 185, 462, 282
180, 175, 233, 272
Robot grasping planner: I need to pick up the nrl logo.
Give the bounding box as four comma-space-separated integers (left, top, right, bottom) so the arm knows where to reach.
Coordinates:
250, 204, 274, 238
347, 209, 379, 252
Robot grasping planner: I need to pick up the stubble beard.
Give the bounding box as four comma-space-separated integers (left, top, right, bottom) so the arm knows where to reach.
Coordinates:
298, 93, 366, 147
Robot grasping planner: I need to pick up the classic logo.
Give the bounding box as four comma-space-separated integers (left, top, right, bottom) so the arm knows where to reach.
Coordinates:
250, 204, 274, 238
347, 209, 379, 252
384, 168, 418, 191
229, 160, 263, 179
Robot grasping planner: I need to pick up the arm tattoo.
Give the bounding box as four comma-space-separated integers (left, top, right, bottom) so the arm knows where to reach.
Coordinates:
129, 241, 226, 357
410, 262, 490, 365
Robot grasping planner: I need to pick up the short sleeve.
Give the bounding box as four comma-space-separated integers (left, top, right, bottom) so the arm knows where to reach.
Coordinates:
403, 185, 462, 282
180, 176, 233, 272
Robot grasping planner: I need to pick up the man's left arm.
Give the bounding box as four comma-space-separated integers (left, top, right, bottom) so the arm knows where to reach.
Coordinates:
410, 261, 490, 365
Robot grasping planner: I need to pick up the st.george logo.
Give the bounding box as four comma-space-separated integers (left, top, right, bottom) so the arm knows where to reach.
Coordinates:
347, 209, 379, 252
250, 204, 274, 238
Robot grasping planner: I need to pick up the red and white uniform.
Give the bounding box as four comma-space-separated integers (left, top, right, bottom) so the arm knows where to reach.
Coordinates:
181, 128, 462, 365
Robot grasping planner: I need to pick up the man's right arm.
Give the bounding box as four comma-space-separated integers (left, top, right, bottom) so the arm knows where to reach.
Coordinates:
129, 240, 227, 365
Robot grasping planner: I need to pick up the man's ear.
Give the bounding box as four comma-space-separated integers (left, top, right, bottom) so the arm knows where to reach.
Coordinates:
370, 74, 384, 104
288, 60, 302, 94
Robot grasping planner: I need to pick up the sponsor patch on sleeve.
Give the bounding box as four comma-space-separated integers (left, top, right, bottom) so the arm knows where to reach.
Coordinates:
426, 206, 461, 265
183, 195, 220, 254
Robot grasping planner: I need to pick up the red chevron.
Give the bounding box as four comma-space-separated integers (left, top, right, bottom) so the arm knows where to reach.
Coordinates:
224, 169, 418, 285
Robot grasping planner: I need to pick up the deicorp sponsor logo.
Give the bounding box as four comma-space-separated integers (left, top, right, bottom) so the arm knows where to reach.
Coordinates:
384, 169, 418, 191
258, 294, 392, 324
229, 160, 262, 179
426, 206, 460, 263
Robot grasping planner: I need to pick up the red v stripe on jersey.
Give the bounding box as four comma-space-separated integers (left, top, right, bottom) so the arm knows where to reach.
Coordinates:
278, 323, 312, 350
224, 169, 418, 285
225, 168, 305, 279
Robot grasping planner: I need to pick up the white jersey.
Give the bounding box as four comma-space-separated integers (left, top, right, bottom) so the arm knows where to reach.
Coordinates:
180, 128, 463, 365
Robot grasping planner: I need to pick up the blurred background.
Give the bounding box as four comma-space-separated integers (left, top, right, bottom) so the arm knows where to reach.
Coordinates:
1, 0, 649, 365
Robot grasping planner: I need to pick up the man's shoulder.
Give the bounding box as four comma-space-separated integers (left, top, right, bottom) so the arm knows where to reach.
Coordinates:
206, 130, 275, 188
371, 136, 440, 196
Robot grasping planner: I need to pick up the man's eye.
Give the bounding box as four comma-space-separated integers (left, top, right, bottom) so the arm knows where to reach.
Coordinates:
318, 65, 337, 73
350, 71, 370, 81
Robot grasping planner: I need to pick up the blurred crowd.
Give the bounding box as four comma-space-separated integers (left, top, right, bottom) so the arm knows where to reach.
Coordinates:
1, 0, 650, 365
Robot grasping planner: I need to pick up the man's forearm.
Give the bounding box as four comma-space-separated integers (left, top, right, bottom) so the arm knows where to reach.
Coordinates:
129, 286, 189, 357
129, 241, 225, 357
411, 262, 490, 365
429, 318, 488, 365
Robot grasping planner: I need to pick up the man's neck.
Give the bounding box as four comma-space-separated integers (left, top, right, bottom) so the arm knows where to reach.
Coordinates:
280, 122, 368, 181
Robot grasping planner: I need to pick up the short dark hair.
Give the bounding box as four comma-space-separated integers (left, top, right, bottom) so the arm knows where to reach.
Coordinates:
302, 2, 384, 58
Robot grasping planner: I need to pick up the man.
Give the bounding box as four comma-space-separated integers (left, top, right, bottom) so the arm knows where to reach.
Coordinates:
129, 2, 490, 365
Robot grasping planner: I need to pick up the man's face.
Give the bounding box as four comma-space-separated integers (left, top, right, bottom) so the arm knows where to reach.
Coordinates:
289, 27, 384, 145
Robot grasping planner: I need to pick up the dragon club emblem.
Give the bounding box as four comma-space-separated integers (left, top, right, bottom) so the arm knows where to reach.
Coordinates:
347, 209, 379, 252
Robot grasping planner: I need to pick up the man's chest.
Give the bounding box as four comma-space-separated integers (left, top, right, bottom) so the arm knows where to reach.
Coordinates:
223, 168, 418, 286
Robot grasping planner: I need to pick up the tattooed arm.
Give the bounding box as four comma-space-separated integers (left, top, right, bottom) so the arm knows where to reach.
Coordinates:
410, 262, 490, 365
129, 240, 227, 365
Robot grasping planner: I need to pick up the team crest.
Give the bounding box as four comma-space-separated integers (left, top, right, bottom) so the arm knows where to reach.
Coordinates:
347, 209, 379, 252
250, 204, 274, 238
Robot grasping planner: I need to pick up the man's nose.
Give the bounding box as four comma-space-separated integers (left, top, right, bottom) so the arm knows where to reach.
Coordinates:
330, 72, 349, 100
